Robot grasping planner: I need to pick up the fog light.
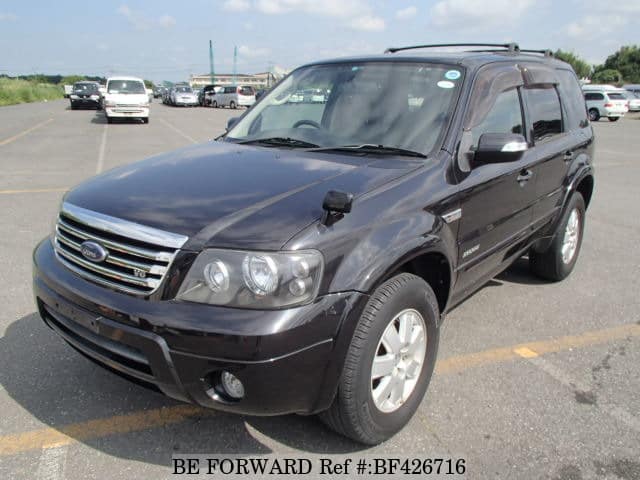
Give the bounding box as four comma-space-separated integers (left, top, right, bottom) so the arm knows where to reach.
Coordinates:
220, 371, 244, 399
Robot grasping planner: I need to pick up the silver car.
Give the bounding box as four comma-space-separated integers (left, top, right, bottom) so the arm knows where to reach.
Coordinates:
170, 86, 199, 107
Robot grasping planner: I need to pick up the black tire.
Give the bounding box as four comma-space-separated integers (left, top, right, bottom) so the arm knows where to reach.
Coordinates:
212, 101, 218, 108
142, 117, 149, 124
529, 193, 585, 281
70, 102, 77, 110
608, 117, 620, 122
230, 101, 236, 109
588, 108, 600, 122
319, 273, 440, 445
106, 116, 113, 124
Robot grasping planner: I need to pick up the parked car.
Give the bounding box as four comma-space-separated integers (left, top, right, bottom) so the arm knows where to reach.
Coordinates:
199, 84, 219, 106
622, 91, 640, 112
102, 76, 150, 124
69, 81, 102, 110
170, 86, 199, 107
623, 84, 640, 96
583, 87, 628, 121
33, 43, 594, 445
162, 87, 173, 105
153, 86, 164, 98
213, 85, 256, 108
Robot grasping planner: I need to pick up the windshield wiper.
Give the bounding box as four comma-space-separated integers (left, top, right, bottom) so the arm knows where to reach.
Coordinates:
236, 137, 320, 148
309, 144, 427, 158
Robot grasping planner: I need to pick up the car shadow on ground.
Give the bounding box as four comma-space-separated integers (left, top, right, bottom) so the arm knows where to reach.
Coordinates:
496, 257, 548, 286
0, 313, 366, 465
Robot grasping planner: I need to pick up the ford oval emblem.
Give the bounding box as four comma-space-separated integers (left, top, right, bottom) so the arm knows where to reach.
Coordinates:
80, 241, 108, 263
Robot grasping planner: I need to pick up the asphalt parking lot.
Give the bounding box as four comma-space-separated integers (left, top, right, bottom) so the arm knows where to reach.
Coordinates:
0, 100, 639, 479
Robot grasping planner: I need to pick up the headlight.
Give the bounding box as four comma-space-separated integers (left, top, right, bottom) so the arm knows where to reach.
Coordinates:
176, 249, 324, 308
90, 94, 99, 100
70, 94, 79, 99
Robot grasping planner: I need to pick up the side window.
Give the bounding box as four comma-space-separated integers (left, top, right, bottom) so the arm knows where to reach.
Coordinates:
470, 88, 523, 148
523, 87, 562, 142
557, 69, 588, 130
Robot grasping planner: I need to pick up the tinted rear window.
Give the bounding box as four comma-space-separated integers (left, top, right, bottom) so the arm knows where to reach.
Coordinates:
239, 86, 255, 95
584, 92, 604, 100
607, 93, 625, 100
523, 87, 563, 141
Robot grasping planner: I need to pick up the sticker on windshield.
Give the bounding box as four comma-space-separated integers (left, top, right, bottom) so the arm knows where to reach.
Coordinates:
437, 80, 455, 89
445, 70, 461, 80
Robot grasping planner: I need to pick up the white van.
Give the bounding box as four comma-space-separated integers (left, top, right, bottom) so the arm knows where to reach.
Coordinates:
582, 85, 628, 122
213, 85, 256, 109
102, 76, 150, 124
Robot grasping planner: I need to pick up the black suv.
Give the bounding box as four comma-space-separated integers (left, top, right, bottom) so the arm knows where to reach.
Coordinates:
33, 43, 594, 445
69, 81, 102, 110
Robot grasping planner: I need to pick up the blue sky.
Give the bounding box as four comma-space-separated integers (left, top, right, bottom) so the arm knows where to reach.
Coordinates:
1, 0, 638, 82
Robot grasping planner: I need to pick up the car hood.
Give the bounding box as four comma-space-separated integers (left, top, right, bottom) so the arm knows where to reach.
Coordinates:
64, 142, 422, 250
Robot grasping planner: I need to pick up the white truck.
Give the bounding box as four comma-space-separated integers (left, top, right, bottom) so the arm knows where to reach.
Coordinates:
102, 76, 150, 124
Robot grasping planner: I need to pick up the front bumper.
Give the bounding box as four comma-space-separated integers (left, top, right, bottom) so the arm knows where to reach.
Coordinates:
70, 97, 100, 107
105, 106, 149, 118
33, 239, 367, 415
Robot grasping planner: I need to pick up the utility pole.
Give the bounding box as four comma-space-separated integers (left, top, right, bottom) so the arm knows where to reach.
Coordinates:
209, 40, 215, 85
232, 45, 237, 86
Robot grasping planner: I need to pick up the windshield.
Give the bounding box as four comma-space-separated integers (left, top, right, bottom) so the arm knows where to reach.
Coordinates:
225, 62, 463, 154
107, 80, 145, 94
175, 86, 193, 93
73, 83, 98, 92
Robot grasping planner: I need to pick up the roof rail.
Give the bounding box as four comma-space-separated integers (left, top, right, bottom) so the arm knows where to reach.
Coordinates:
520, 49, 554, 57
384, 43, 520, 54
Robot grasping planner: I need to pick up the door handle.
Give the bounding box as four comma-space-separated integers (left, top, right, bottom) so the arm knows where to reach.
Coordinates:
564, 150, 574, 161
517, 169, 533, 184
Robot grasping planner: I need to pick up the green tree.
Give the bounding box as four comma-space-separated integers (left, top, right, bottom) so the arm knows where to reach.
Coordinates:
591, 68, 623, 84
601, 45, 640, 83
554, 50, 591, 78
143, 79, 154, 89
59, 75, 86, 85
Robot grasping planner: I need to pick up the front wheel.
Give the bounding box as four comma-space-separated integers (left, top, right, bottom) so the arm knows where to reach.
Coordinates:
319, 273, 440, 445
529, 193, 585, 281
608, 117, 620, 122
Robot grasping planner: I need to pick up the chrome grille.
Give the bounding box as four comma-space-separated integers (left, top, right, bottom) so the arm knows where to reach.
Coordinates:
54, 202, 188, 296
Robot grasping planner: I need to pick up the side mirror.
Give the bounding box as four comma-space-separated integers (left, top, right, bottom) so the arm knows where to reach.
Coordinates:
473, 133, 527, 167
226, 117, 240, 131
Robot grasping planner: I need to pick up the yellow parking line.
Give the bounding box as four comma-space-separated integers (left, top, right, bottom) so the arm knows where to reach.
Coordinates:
0, 322, 639, 456
0, 118, 54, 146
0, 188, 68, 195
0, 405, 208, 456
436, 323, 640, 374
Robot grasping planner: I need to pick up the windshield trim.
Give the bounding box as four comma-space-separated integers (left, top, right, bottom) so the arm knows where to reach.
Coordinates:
224, 60, 466, 158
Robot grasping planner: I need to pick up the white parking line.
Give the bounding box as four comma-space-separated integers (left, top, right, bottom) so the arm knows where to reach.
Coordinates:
36, 445, 67, 480
160, 118, 197, 144
515, 348, 640, 433
96, 124, 108, 174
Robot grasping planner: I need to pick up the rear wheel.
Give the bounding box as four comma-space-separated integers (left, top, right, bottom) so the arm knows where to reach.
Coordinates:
529, 193, 585, 281
319, 273, 439, 445
230, 101, 236, 109
588, 108, 600, 122
212, 101, 218, 108
142, 117, 149, 124
608, 117, 620, 122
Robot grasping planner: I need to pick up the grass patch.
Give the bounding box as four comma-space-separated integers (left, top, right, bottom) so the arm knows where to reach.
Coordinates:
0, 78, 64, 106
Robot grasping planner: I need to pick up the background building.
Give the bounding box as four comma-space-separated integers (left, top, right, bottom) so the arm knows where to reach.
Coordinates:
189, 71, 281, 89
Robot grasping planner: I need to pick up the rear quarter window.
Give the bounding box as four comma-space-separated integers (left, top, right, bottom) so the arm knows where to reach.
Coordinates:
556, 69, 588, 130
584, 92, 604, 101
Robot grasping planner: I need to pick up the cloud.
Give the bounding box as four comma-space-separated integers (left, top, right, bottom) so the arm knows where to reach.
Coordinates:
0, 13, 17, 21
254, 0, 385, 31
430, 0, 534, 29
348, 15, 385, 31
158, 14, 176, 28
238, 45, 271, 58
396, 6, 417, 20
223, 0, 251, 12
117, 5, 176, 30
97, 42, 109, 51
567, 14, 627, 39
